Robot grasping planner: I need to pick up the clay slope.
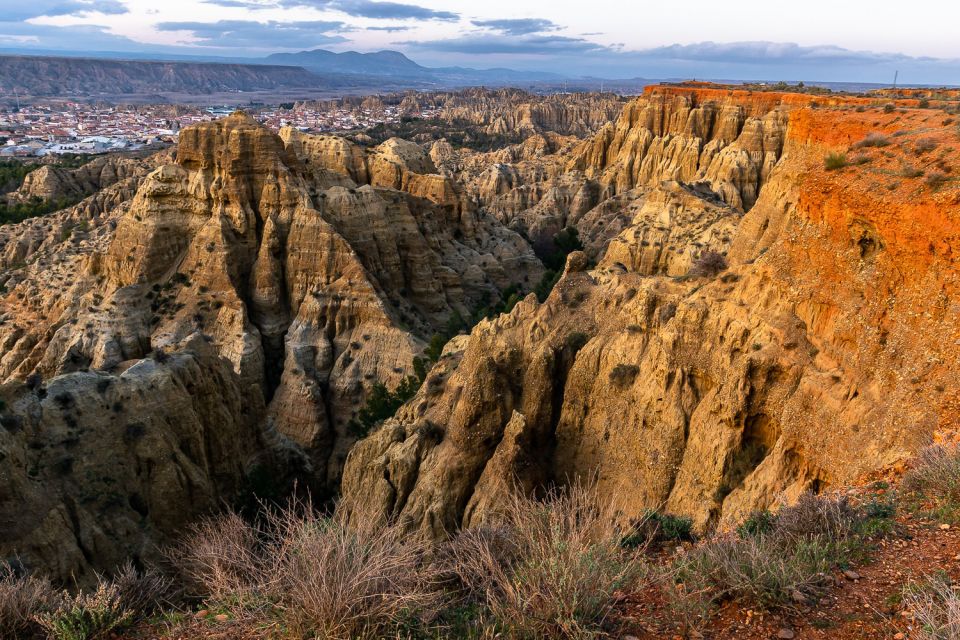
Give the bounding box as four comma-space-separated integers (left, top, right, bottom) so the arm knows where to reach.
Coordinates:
340, 87, 960, 536
0, 113, 541, 579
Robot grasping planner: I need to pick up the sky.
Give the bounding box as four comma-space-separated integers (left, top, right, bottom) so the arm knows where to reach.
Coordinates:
2, 0, 960, 83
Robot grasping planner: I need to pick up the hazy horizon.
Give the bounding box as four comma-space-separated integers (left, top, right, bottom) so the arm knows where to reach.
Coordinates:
3, 0, 959, 84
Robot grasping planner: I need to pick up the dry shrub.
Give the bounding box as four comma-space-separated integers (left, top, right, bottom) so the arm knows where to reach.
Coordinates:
269, 508, 444, 638
666, 493, 867, 623
448, 481, 646, 639
900, 162, 925, 178
175, 502, 444, 639
609, 363, 640, 387
773, 493, 861, 542
671, 534, 835, 611
688, 251, 728, 277
926, 171, 950, 189
903, 572, 960, 639
175, 511, 265, 608
110, 563, 175, 619
903, 443, 960, 518
852, 132, 891, 148
658, 301, 678, 324
915, 138, 939, 154
0, 569, 57, 639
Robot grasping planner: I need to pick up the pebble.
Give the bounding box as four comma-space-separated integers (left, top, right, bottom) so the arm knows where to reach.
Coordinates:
214, 614, 229, 622
194, 609, 209, 619
777, 629, 796, 639
844, 569, 861, 580
940, 523, 951, 530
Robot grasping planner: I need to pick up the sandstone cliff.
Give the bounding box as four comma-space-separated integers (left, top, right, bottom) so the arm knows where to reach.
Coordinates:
340, 87, 960, 536
0, 341, 302, 586
0, 112, 541, 522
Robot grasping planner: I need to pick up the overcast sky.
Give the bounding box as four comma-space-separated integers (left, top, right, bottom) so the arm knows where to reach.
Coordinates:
3, 0, 959, 83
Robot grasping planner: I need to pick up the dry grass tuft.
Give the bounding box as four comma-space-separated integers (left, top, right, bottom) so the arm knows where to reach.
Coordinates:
0, 569, 57, 640
903, 443, 960, 520
175, 501, 444, 639
448, 481, 646, 639
902, 572, 960, 639
663, 493, 874, 632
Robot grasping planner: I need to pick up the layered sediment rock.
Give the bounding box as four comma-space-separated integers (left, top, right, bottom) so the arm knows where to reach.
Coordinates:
340, 87, 960, 536
4, 87, 959, 581
0, 112, 542, 576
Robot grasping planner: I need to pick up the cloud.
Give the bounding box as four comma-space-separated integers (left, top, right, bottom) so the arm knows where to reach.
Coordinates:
157, 19, 350, 49
328, 0, 457, 20
0, 21, 143, 52
470, 18, 560, 36
401, 34, 605, 56
6, 0, 127, 21
200, 0, 458, 21
633, 41, 929, 66
366, 25, 412, 32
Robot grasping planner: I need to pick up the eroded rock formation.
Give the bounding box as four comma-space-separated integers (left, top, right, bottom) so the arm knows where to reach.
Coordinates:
340, 86, 960, 537
0, 112, 542, 578
3, 87, 959, 583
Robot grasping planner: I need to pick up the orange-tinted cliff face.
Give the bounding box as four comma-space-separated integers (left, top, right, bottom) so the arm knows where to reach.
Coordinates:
783, 101, 960, 440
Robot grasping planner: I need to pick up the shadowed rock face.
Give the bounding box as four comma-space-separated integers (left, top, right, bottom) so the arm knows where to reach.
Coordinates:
339, 86, 960, 538
0, 342, 303, 586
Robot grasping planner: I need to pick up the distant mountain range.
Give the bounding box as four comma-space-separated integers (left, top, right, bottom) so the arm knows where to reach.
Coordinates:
264, 49, 561, 85
2, 47, 926, 103
0, 49, 566, 102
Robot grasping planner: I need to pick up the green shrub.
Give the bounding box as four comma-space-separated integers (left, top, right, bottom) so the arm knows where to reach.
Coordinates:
541, 226, 584, 272
737, 509, 777, 538
424, 333, 447, 363
622, 510, 694, 548
349, 375, 421, 437
36, 582, 134, 640
824, 152, 848, 171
